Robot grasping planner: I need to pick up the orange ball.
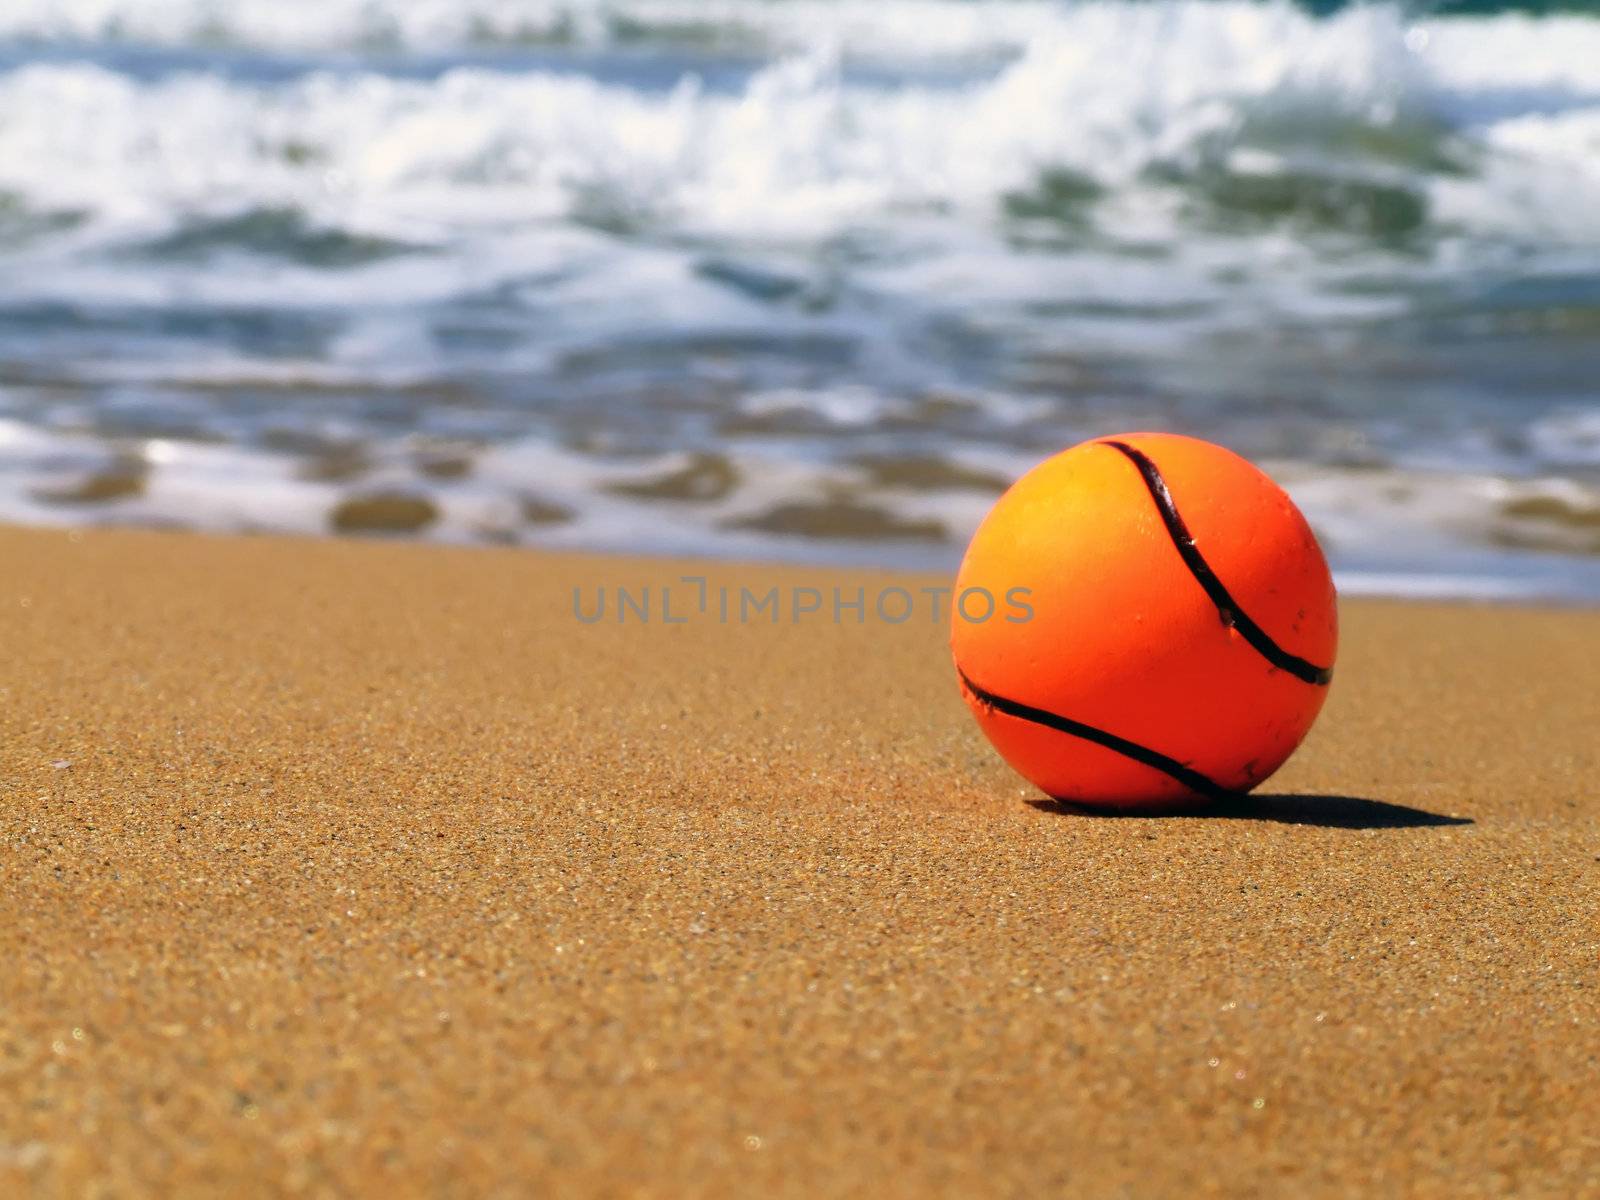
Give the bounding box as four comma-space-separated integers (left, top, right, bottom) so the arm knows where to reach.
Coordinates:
951, 432, 1337, 810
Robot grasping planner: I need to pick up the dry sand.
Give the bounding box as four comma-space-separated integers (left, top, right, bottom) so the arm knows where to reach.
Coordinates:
1, 523, 1597, 1196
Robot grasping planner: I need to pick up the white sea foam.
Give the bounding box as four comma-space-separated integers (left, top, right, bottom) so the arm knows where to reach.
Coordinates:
0, 4, 1597, 266
0, 0, 1156, 59
1527, 410, 1600, 469
8, 401, 1597, 596
1, 2, 1598, 596
5, 0, 1600, 83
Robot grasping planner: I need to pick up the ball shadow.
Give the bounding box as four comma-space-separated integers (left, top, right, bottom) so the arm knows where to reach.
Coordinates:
1028, 793, 1472, 830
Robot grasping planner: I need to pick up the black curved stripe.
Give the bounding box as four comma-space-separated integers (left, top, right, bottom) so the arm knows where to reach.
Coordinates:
1099, 439, 1333, 687
958, 668, 1236, 801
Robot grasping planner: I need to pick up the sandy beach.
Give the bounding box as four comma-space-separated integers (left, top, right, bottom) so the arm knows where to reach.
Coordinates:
2, 522, 1597, 1196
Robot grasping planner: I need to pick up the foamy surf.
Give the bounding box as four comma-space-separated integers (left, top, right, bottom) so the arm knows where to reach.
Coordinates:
0, 1, 1597, 597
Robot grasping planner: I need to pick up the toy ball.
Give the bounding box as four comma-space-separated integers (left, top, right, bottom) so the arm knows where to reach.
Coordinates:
951, 432, 1337, 810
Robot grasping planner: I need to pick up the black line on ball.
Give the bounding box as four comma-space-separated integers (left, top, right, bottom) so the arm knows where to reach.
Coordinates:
1098, 439, 1333, 687
957, 667, 1237, 801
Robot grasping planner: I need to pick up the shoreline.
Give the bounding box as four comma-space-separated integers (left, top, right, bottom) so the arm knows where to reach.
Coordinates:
5, 511, 1600, 608
3, 522, 1597, 1194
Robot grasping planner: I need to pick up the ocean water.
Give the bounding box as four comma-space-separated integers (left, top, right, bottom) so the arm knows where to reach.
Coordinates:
0, 0, 1598, 599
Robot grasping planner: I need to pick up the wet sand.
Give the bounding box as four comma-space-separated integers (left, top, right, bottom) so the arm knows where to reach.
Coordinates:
2, 524, 1597, 1196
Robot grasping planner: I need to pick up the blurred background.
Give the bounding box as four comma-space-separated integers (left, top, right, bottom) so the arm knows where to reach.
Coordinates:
0, 0, 1596, 598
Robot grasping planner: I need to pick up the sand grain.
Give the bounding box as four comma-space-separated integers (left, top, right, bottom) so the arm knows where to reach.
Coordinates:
1, 526, 1597, 1196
